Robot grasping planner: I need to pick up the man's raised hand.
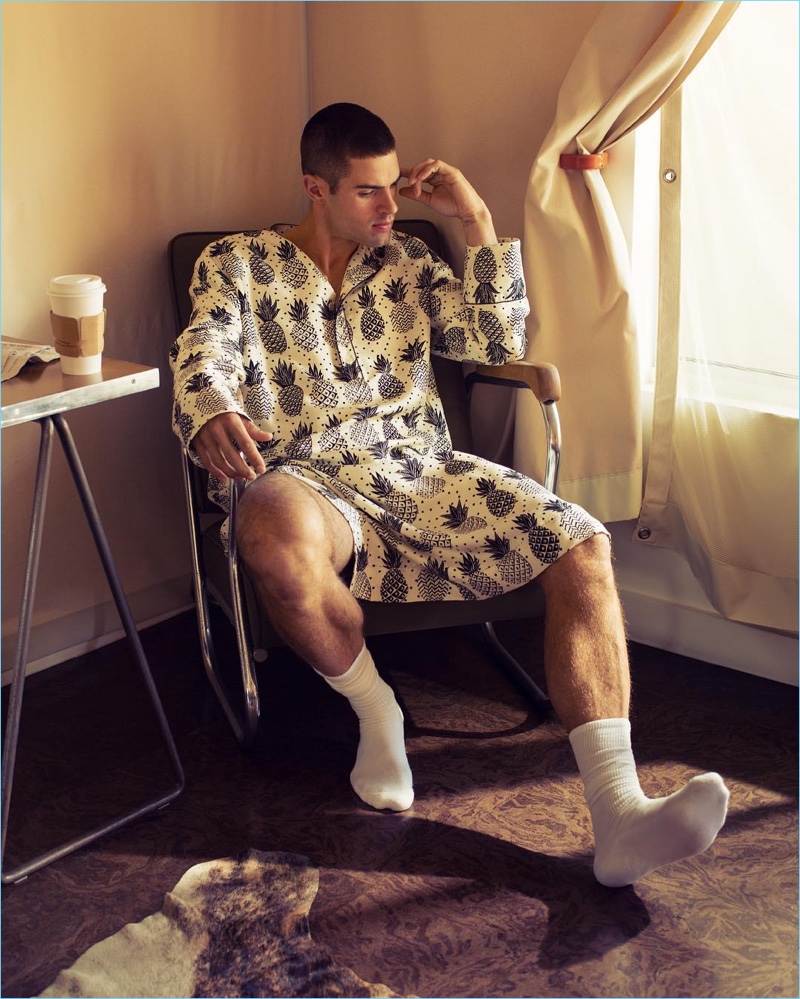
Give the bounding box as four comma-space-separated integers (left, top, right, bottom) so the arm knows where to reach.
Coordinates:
399, 159, 496, 245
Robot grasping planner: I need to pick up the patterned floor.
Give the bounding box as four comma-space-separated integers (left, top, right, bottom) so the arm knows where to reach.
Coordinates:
2, 611, 797, 998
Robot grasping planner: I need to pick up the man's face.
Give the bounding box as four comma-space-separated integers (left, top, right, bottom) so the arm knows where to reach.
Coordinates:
322, 152, 401, 247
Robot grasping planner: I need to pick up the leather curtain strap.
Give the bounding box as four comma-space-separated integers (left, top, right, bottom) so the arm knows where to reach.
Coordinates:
559, 151, 609, 170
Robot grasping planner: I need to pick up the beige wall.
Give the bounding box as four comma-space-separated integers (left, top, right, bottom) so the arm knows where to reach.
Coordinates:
1, 1, 309, 669
308, 2, 600, 261
2, 0, 599, 672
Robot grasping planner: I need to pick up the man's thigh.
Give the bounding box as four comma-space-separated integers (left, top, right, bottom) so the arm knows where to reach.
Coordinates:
236, 471, 355, 574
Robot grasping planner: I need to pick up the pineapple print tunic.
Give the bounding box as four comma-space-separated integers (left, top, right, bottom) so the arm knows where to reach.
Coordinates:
170, 226, 604, 603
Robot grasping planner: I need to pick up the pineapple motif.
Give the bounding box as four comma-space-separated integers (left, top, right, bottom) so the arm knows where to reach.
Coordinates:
276, 239, 309, 288
398, 455, 446, 497
272, 360, 303, 416
255, 294, 286, 353
307, 363, 338, 408
415, 264, 448, 319
443, 325, 467, 357
369, 473, 419, 522
357, 287, 386, 342
374, 356, 405, 399
441, 501, 488, 534
482, 532, 534, 585
375, 510, 404, 547
309, 458, 340, 478
381, 409, 403, 441
319, 413, 344, 451
349, 407, 379, 447
399, 338, 430, 393
368, 440, 391, 461
422, 404, 449, 448
503, 245, 526, 299
185, 372, 230, 417
413, 528, 453, 549
384, 278, 416, 333
401, 407, 421, 434
443, 451, 477, 476
288, 299, 318, 351
503, 468, 543, 497
486, 340, 512, 365
208, 305, 234, 328
319, 298, 338, 349
248, 239, 276, 285
398, 234, 429, 260
192, 261, 210, 298
285, 422, 313, 460
334, 362, 372, 404
209, 238, 246, 282
544, 498, 598, 541
478, 310, 507, 344
472, 247, 498, 304
214, 271, 240, 307
380, 545, 409, 602
349, 250, 383, 284
243, 359, 273, 421
513, 512, 562, 564
476, 477, 517, 517
352, 546, 372, 600
456, 554, 504, 598
416, 557, 452, 601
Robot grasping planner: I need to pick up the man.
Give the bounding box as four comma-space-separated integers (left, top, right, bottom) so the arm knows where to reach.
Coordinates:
171, 103, 729, 888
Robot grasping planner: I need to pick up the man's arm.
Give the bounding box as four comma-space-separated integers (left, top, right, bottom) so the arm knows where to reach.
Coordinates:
170, 235, 272, 481
399, 158, 529, 366
399, 159, 498, 246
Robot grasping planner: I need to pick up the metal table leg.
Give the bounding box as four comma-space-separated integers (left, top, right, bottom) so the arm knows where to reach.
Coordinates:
2, 414, 184, 884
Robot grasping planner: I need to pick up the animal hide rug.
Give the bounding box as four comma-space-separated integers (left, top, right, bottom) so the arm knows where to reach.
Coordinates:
38, 849, 404, 998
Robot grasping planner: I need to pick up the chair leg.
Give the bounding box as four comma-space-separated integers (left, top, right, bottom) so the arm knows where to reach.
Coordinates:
480, 621, 550, 713
180, 454, 260, 749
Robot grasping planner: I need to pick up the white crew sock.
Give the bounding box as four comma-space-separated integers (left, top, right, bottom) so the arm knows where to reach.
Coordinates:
569, 718, 729, 887
317, 644, 414, 812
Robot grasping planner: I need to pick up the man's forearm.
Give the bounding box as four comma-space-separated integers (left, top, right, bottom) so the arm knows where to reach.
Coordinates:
460, 205, 498, 246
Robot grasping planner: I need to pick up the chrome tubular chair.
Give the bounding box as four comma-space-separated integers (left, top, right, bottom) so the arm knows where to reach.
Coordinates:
168, 221, 561, 748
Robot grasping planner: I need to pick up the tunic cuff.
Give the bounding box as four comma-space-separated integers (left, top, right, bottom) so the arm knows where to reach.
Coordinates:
462, 238, 525, 304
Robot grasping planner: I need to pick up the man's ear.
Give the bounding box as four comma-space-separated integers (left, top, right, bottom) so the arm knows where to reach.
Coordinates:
303, 174, 328, 202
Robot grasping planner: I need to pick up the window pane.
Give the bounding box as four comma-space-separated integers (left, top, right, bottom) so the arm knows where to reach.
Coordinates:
680, 1, 798, 408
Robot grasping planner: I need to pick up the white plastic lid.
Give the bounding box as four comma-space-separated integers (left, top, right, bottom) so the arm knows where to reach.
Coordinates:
47, 274, 106, 296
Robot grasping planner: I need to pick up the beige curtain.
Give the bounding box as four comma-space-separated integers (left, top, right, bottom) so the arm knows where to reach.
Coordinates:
517, 1, 738, 523
635, 17, 798, 636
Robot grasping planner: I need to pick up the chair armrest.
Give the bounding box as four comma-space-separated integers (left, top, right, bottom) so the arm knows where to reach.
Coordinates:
470, 361, 561, 404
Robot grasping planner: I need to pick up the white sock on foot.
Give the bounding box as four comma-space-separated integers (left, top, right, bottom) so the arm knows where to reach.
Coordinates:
569, 718, 729, 887
318, 644, 414, 812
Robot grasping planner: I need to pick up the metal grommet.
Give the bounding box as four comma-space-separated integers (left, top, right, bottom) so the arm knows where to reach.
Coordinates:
637, 527, 652, 540
663, 169, 678, 183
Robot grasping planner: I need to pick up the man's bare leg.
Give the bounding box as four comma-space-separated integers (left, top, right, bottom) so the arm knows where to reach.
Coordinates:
538, 534, 729, 886
236, 474, 413, 810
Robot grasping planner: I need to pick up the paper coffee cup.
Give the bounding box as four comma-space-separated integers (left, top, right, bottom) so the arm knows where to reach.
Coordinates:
48, 274, 106, 375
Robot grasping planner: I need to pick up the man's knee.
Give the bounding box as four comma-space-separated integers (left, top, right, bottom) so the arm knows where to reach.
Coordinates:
236, 479, 329, 582
539, 532, 616, 598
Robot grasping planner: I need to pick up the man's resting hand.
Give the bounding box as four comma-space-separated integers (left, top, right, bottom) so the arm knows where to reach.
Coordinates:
192, 412, 272, 481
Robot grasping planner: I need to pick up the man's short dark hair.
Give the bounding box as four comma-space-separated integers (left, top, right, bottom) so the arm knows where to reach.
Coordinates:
301, 103, 396, 192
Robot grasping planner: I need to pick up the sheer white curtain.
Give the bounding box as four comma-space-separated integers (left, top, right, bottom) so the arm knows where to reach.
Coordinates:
635, 1, 798, 633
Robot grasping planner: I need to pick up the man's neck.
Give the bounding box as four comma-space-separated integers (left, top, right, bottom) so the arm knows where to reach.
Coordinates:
284, 213, 358, 297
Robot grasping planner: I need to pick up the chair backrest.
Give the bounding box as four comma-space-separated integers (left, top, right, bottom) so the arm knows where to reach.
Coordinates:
167, 220, 473, 452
